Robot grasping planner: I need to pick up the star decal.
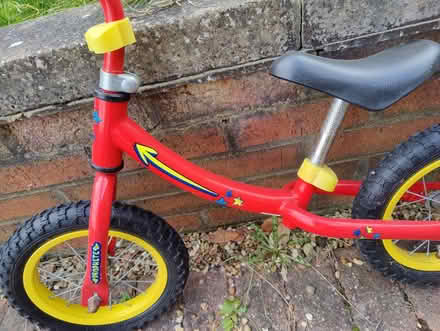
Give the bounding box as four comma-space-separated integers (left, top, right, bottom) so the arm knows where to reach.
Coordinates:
216, 198, 227, 206
233, 197, 243, 206
92, 111, 102, 124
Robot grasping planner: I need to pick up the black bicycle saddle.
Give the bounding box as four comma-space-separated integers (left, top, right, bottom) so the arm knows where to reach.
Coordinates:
271, 40, 440, 111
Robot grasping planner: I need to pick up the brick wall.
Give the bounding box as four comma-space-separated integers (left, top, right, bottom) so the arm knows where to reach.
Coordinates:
1, 71, 440, 238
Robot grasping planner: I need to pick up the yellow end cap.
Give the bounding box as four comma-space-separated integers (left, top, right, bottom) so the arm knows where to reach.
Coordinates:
297, 158, 338, 192
85, 18, 136, 54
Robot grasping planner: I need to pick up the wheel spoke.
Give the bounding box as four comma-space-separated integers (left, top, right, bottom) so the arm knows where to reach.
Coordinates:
409, 240, 428, 255
115, 280, 153, 283
70, 283, 80, 303
108, 256, 157, 266
64, 242, 86, 265
66, 294, 82, 305
38, 268, 81, 287
42, 272, 85, 282
405, 190, 440, 205
113, 242, 136, 260
394, 197, 426, 210
118, 281, 144, 294
111, 254, 152, 288
50, 285, 82, 299
423, 177, 433, 221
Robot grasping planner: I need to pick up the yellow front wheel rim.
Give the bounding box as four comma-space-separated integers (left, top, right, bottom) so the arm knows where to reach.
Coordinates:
382, 159, 440, 271
23, 230, 168, 325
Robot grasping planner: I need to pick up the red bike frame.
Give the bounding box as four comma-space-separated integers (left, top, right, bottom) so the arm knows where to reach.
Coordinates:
81, 0, 440, 306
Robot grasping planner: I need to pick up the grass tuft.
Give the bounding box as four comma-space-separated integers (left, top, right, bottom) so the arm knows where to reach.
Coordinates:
0, 0, 180, 27
0, 0, 94, 27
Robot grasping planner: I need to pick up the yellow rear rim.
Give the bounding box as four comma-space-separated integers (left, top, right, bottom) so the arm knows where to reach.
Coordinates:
23, 230, 168, 325
382, 159, 440, 271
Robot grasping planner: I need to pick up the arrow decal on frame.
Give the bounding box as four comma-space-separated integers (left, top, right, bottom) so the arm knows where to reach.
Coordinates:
134, 144, 218, 197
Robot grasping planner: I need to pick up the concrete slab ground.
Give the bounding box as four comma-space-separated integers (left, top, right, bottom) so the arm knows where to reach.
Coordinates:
0, 247, 436, 331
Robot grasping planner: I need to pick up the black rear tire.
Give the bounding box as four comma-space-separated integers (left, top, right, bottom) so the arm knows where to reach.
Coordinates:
352, 124, 440, 285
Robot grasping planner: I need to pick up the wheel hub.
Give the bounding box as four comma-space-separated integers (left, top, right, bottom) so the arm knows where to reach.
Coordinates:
425, 190, 440, 211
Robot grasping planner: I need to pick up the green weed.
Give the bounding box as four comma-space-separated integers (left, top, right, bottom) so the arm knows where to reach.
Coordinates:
248, 216, 308, 271
119, 292, 131, 303
219, 297, 247, 331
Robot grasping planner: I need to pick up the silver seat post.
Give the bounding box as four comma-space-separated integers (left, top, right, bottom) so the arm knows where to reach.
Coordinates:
309, 98, 349, 165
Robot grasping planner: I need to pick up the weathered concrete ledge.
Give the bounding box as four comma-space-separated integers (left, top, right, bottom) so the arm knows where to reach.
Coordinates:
0, 0, 301, 116
2, 0, 440, 120
303, 0, 440, 48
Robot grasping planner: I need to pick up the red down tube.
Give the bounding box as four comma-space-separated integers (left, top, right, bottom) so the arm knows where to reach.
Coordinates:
112, 116, 297, 215
112, 116, 440, 241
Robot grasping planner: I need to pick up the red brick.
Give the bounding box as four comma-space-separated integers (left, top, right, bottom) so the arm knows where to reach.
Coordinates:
309, 194, 354, 212
0, 223, 21, 243
0, 154, 92, 195
134, 193, 212, 216
329, 115, 440, 161
8, 107, 92, 155
248, 173, 292, 189
159, 125, 228, 159
0, 192, 63, 222
62, 169, 176, 201
233, 98, 368, 149
117, 171, 176, 199
384, 78, 440, 118
62, 181, 93, 201
164, 213, 202, 232
140, 72, 311, 124
123, 154, 144, 171
199, 143, 305, 179
206, 207, 261, 227
368, 155, 384, 171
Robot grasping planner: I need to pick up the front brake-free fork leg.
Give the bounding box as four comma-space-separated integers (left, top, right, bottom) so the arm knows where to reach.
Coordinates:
81, 172, 117, 310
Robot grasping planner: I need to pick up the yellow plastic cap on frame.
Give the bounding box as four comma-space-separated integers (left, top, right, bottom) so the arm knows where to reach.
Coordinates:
297, 158, 338, 192
85, 17, 136, 54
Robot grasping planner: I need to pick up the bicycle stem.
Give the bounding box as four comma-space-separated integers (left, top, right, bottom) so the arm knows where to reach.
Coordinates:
310, 98, 349, 165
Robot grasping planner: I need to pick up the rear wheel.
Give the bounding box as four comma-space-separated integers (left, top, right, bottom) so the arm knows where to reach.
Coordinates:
352, 124, 440, 285
0, 201, 189, 330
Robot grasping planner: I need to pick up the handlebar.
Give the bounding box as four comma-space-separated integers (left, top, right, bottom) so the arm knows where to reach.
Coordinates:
100, 0, 125, 22
99, 0, 126, 74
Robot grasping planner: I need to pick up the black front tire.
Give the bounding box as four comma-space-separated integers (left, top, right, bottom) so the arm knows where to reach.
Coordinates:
0, 201, 189, 330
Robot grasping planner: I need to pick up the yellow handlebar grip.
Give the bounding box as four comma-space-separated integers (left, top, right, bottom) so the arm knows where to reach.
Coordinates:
85, 17, 136, 54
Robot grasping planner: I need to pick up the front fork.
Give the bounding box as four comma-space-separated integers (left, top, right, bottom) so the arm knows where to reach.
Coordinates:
81, 172, 117, 307
81, 92, 128, 309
